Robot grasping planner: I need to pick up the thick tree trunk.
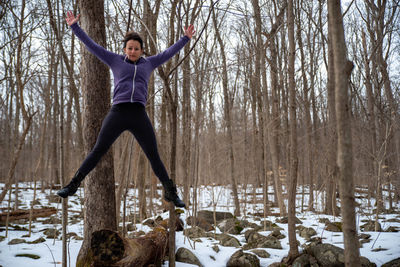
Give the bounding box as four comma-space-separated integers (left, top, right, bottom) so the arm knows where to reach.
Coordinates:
325, 11, 338, 216
76, 1, 117, 266
328, 1, 361, 266
269, 39, 286, 216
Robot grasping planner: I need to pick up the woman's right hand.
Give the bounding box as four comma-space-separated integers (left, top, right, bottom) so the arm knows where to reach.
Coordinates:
65, 11, 80, 26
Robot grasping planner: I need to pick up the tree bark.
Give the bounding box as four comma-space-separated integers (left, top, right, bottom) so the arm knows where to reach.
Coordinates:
328, 1, 361, 265
76, 1, 117, 266
90, 227, 168, 267
212, 4, 240, 217
287, 0, 299, 259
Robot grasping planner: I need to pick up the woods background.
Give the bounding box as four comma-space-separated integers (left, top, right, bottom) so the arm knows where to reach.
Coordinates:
1, 0, 399, 218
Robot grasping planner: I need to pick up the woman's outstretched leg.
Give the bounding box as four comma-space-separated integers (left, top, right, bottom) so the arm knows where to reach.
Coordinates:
57, 105, 126, 198
129, 104, 185, 207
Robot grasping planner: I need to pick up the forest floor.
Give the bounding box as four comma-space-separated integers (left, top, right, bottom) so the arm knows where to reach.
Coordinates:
0, 183, 399, 266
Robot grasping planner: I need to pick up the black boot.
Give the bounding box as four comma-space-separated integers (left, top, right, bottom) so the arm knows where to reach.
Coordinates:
57, 171, 85, 198
162, 179, 186, 208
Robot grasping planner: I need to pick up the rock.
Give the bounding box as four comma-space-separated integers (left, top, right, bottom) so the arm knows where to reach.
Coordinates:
186, 216, 214, 231
28, 237, 46, 244
176, 247, 203, 267
32, 199, 41, 206
227, 249, 260, 267
292, 253, 319, 267
212, 245, 220, 253
385, 226, 399, 232
217, 218, 248, 234
184, 226, 207, 239
384, 218, 400, 223
325, 222, 342, 232
318, 218, 331, 224
359, 233, 371, 245
250, 249, 270, 258
244, 230, 282, 249
42, 228, 60, 238
359, 233, 371, 240
15, 253, 40, 259
0, 236, 5, 242
276, 216, 302, 224
360, 221, 382, 232
216, 233, 241, 247
297, 225, 317, 240
258, 220, 284, 231
268, 229, 286, 239
41, 216, 62, 225
8, 238, 26, 245
382, 257, 400, 267
197, 210, 234, 225
307, 243, 376, 267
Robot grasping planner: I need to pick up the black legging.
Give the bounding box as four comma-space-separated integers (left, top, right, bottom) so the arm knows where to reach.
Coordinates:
78, 102, 169, 183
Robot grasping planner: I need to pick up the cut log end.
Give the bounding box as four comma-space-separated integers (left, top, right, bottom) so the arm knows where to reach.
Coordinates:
90, 226, 169, 267
91, 229, 125, 265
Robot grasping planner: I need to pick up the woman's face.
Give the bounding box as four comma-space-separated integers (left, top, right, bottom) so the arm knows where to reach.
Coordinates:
124, 40, 143, 62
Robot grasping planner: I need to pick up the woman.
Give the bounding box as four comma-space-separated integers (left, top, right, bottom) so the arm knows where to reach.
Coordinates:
57, 11, 195, 208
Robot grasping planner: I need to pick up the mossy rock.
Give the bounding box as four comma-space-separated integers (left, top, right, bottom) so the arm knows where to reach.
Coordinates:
276, 216, 302, 224
385, 226, 399, 232
42, 228, 60, 238
8, 238, 26, 245
360, 221, 382, 232
250, 249, 270, 258
318, 218, 331, 224
325, 222, 342, 232
15, 253, 40, 259
42, 216, 62, 225
12, 225, 29, 231
212, 245, 220, 253
28, 237, 46, 244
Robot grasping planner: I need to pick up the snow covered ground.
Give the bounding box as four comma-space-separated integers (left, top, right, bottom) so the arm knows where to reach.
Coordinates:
0, 183, 399, 266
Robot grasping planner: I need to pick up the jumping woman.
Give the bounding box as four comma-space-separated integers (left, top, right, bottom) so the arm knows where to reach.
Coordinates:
57, 11, 195, 208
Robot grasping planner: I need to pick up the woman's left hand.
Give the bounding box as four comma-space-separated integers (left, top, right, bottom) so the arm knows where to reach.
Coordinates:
184, 25, 196, 39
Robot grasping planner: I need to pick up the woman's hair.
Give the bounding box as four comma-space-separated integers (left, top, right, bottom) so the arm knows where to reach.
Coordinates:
123, 31, 144, 49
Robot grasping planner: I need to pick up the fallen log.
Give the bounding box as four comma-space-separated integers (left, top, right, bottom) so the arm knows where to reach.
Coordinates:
91, 226, 168, 267
0, 207, 57, 222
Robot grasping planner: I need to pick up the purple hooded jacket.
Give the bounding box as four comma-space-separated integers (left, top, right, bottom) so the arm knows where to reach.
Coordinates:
70, 23, 190, 106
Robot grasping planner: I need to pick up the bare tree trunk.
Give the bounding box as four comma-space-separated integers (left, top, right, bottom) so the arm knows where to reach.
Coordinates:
269, 37, 286, 216
251, 0, 269, 215
325, 10, 338, 216
296, 3, 314, 212
76, 1, 117, 266
0, 0, 35, 204
212, 4, 240, 217
137, 151, 147, 220
328, 1, 361, 265
287, 0, 299, 259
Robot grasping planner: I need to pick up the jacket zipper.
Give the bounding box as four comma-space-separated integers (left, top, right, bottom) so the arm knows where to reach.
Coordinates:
130, 62, 137, 102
